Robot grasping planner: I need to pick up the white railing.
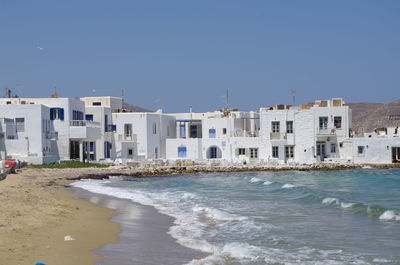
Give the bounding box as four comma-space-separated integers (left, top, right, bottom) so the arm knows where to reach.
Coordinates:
70, 120, 100, 127
118, 134, 137, 142
317, 128, 336, 135
270, 132, 286, 140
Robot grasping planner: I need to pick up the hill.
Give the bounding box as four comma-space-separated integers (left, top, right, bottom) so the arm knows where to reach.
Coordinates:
349, 99, 400, 134
123, 102, 152, 112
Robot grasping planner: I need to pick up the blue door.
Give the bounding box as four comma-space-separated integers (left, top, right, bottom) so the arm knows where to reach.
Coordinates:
178, 146, 187, 158
210, 147, 217, 159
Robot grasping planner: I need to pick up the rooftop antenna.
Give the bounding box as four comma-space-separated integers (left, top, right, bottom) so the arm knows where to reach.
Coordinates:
291, 89, 296, 106
224, 89, 229, 109
121, 89, 125, 110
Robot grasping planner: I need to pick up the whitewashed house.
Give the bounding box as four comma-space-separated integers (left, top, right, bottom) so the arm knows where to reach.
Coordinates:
351, 127, 400, 164
80, 96, 123, 161
166, 109, 261, 162
0, 104, 58, 164
0, 97, 101, 162
260, 98, 352, 164
112, 111, 175, 161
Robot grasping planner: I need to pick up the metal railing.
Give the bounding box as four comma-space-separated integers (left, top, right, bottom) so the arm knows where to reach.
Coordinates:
70, 120, 100, 127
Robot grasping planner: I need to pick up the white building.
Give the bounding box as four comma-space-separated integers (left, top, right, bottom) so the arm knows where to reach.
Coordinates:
0, 97, 101, 163
166, 109, 261, 162
259, 98, 352, 164
0, 104, 58, 164
112, 111, 176, 161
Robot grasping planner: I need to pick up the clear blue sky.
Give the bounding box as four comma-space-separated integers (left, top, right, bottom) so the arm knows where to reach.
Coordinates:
0, 0, 399, 112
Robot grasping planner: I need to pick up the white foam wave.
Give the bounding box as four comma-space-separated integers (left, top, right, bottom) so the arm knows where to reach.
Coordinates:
322, 197, 340, 205
182, 192, 196, 200
192, 206, 247, 221
263, 180, 273, 185
379, 210, 400, 221
362, 165, 372, 169
250, 177, 262, 183
282, 183, 296, 189
340, 202, 355, 209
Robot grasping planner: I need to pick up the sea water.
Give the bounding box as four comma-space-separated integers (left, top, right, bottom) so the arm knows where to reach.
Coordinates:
72, 169, 400, 265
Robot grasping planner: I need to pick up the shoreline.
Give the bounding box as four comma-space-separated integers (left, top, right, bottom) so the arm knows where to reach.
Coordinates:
0, 168, 120, 265
1, 164, 399, 264
72, 187, 206, 265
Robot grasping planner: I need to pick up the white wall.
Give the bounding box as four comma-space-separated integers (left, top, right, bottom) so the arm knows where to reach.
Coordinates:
352, 137, 400, 164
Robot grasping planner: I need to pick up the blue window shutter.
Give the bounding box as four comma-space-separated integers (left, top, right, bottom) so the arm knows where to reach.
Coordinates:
50, 109, 54, 120
209, 129, 216, 138
178, 147, 187, 158
59, 108, 64, 120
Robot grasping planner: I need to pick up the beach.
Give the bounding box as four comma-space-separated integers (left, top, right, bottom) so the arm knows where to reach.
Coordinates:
0, 168, 120, 265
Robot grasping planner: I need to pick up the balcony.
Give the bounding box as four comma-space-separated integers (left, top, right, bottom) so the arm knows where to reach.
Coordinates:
317, 128, 337, 136
69, 120, 101, 140
270, 132, 287, 141
118, 134, 137, 142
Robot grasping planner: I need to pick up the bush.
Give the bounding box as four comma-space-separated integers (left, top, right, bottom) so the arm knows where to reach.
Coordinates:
25, 161, 109, 169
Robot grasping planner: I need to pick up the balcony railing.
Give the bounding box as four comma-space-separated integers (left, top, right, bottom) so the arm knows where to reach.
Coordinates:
70, 120, 100, 127
317, 128, 336, 136
270, 132, 287, 140
118, 134, 137, 142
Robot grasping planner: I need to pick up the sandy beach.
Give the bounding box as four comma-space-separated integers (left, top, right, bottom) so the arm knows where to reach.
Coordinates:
0, 168, 120, 265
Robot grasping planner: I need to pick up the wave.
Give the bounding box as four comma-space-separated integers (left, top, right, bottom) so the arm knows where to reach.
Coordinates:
263, 180, 273, 185
192, 206, 247, 222
249, 177, 262, 183
322, 197, 340, 205
379, 210, 400, 221
282, 183, 297, 189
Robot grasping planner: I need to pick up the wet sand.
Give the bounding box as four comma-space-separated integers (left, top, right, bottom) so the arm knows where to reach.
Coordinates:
74, 188, 205, 265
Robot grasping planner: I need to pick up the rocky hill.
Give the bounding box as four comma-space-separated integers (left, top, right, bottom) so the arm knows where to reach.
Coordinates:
123, 102, 152, 112
349, 99, 400, 134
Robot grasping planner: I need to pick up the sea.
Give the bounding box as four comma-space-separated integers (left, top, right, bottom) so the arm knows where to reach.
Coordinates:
71, 169, 400, 265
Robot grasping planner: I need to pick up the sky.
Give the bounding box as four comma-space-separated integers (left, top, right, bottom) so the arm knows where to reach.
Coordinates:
0, 0, 399, 112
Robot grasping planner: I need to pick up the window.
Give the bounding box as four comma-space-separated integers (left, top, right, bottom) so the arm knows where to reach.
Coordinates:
124, 124, 132, 139
334, 116, 342, 129
358, 146, 365, 155
222, 128, 227, 135
272, 146, 279, 158
15, 118, 24, 132
179, 124, 186, 138
209, 128, 216, 138
50, 108, 64, 120
85, 114, 93, 121
331, 143, 336, 153
92, 102, 101, 106
89, 142, 95, 152
73, 110, 84, 121
153, 123, 157, 134
285, 146, 294, 159
250, 148, 258, 159
319, 117, 328, 130
238, 148, 246, 156
128, 148, 133, 156
178, 146, 187, 158
167, 126, 170, 137
155, 147, 158, 158
286, 121, 293, 134
190, 125, 198, 138
272, 121, 280, 133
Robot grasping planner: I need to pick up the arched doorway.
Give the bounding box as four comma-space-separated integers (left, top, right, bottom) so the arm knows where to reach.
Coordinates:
207, 146, 222, 159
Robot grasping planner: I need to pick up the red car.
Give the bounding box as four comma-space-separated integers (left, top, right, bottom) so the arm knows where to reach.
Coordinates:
4, 160, 17, 168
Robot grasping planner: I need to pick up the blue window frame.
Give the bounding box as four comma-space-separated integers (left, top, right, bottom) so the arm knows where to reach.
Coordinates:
92, 102, 101, 106
85, 114, 93, 121
89, 142, 94, 152
178, 146, 187, 158
50, 108, 64, 121
209, 129, 216, 138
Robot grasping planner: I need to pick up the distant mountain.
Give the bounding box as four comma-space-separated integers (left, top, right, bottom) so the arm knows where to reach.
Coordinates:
123, 102, 152, 112
349, 99, 400, 134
